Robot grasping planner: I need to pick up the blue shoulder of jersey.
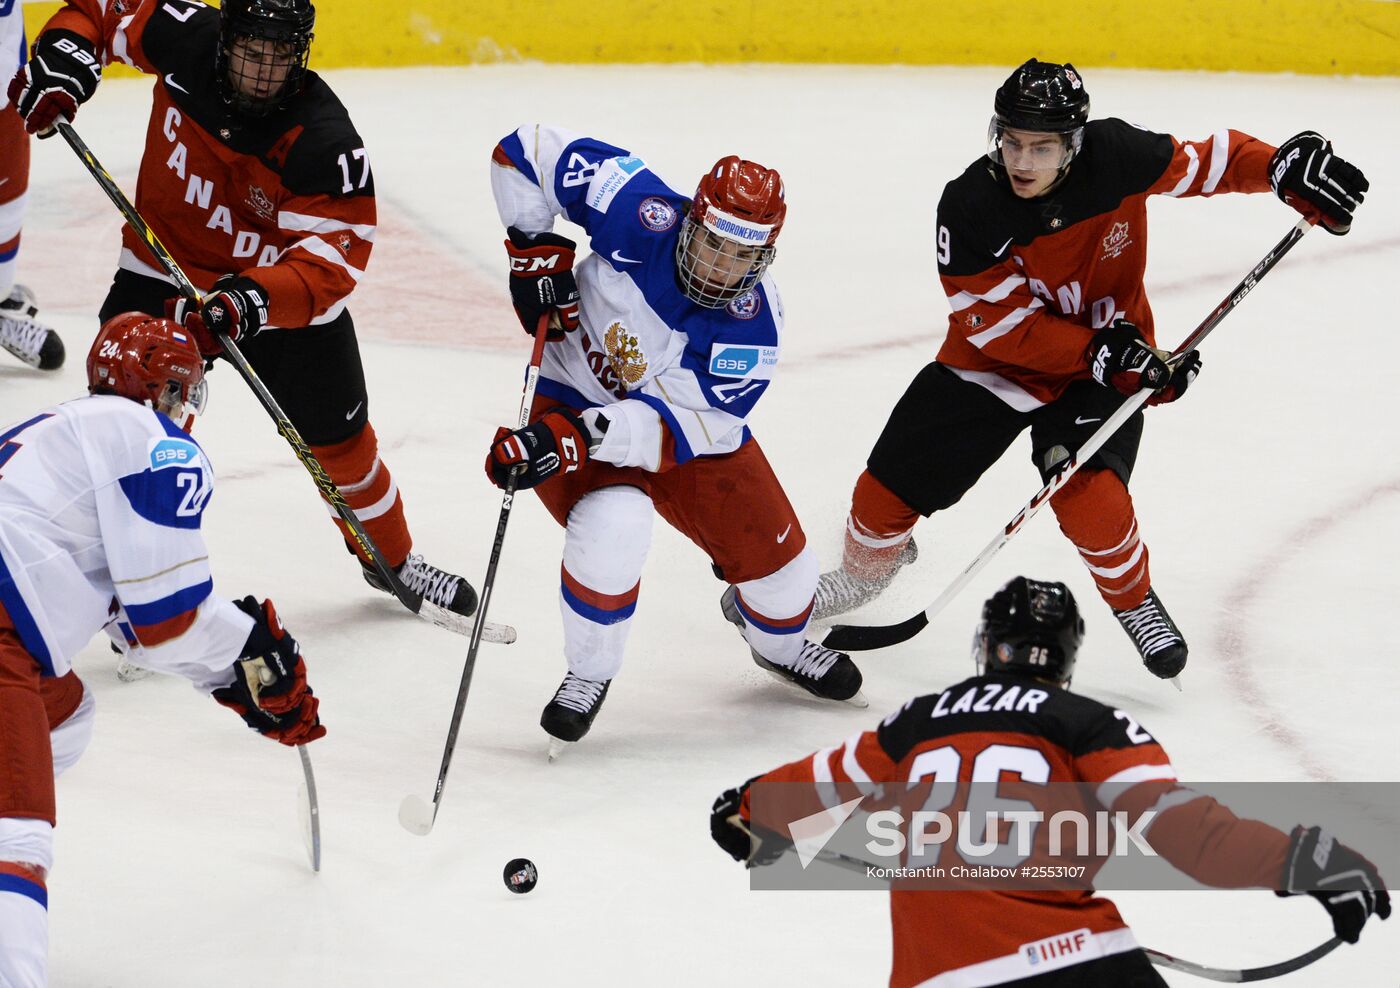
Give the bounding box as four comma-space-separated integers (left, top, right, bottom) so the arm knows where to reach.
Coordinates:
117, 414, 213, 530
675, 283, 781, 418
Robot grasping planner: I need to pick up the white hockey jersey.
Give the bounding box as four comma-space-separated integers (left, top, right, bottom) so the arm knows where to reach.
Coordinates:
0, 395, 250, 688
491, 125, 784, 472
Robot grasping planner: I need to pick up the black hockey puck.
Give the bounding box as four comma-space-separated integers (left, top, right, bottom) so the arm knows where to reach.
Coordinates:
503, 858, 538, 894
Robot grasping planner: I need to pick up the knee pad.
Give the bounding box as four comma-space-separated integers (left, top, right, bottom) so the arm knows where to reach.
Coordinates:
735, 546, 820, 624
563, 486, 653, 596
0, 819, 53, 878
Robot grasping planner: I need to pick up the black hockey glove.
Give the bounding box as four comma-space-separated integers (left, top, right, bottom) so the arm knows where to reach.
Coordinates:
1270, 132, 1368, 236
1087, 320, 1171, 397
6, 29, 102, 137
173, 275, 270, 356
711, 780, 788, 868
1146, 350, 1201, 406
212, 597, 325, 746
504, 226, 581, 341
1278, 825, 1390, 944
484, 408, 591, 490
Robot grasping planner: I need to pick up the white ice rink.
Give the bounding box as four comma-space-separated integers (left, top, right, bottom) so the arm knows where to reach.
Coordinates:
3, 63, 1398, 986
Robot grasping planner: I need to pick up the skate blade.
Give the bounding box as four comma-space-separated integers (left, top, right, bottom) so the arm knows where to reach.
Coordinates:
1170, 676, 1183, 692
547, 737, 572, 762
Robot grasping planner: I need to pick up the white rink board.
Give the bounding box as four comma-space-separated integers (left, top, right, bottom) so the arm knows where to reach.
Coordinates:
3, 64, 1398, 986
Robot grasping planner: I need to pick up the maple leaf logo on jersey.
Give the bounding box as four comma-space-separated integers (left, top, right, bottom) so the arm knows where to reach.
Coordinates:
1101, 221, 1133, 260
245, 185, 275, 221
604, 322, 648, 386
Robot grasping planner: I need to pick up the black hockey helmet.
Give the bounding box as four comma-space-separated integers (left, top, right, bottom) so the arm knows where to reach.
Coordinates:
987, 59, 1090, 174
216, 0, 316, 117
974, 577, 1084, 685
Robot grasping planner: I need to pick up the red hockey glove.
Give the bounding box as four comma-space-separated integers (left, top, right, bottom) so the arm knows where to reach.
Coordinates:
1146, 350, 1201, 406
6, 30, 101, 137
172, 275, 270, 356
504, 226, 580, 341
1087, 320, 1170, 397
1270, 132, 1368, 236
1279, 825, 1390, 944
213, 597, 325, 746
484, 408, 590, 490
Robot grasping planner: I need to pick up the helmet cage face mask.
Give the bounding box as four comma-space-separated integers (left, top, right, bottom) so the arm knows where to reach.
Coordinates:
217, 0, 315, 117
675, 218, 776, 308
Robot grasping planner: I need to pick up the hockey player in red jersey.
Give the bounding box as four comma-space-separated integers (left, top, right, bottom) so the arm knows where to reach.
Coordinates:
0, 3, 63, 372
713, 577, 1389, 987
0, 313, 325, 987
814, 59, 1369, 679
6, 0, 478, 618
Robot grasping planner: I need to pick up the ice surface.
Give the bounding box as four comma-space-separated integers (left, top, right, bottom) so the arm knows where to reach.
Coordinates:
4, 63, 1397, 986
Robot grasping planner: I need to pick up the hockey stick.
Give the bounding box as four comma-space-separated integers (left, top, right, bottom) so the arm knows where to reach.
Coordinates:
297, 746, 321, 873
1143, 937, 1342, 983
55, 120, 514, 645
801, 847, 1341, 981
399, 317, 551, 836
824, 218, 1313, 652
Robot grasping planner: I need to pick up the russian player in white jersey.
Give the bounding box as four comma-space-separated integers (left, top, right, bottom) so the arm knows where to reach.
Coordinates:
0, 312, 324, 987
0, 1, 63, 372
486, 124, 864, 755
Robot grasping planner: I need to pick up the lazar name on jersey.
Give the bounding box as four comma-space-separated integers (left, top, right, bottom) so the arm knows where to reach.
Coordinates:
47, 0, 374, 329
492, 124, 784, 472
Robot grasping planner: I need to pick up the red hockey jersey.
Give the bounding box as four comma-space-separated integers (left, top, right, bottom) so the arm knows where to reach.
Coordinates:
44, 0, 374, 329
935, 120, 1275, 410
741, 673, 1292, 987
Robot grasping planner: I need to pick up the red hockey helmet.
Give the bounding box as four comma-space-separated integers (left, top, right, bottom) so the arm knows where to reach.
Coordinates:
676, 156, 786, 308
87, 312, 208, 425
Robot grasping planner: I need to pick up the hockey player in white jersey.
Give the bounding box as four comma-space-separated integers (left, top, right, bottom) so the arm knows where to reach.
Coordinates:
0, 312, 324, 987
486, 125, 864, 755
0, 1, 63, 371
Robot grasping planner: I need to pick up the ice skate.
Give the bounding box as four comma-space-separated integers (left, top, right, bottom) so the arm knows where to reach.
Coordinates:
362, 552, 478, 617
1113, 588, 1188, 679
0, 284, 65, 371
812, 538, 918, 621
720, 586, 867, 706
541, 672, 611, 759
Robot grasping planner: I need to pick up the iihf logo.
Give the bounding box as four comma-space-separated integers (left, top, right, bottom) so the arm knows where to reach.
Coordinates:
638, 197, 677, 232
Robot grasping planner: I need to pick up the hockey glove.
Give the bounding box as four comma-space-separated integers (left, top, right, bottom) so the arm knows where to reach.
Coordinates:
1278, 825, 1390, 944
6, 30, 102, 137
504, 226, 581, 341
212, 597, 326, 746
1146, 350, 1202, 406
173, 275, 270, 356
1087, 320, 1171, 397
484, 407, 590, 490
1270, 132, 1368, 236
711, 780, 789, 868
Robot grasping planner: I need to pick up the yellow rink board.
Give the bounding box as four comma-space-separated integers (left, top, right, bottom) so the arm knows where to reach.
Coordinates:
21, 0, 1400, 75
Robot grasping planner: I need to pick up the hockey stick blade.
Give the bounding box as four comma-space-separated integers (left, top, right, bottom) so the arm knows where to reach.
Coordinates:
297, 746, 321, 873
398, 794, 436, 836
415, 599, 517, 643
824, 611, 928, 652
1144, 936, 1342, 983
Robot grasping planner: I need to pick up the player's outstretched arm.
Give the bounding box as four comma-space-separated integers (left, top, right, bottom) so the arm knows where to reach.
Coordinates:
211, 597, 325, 747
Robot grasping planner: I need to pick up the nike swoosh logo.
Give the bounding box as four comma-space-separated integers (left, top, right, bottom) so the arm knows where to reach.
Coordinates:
164, 73, 190, 95
992, 237, 1013, 257
345, 401, 364, 420
0, 178, 8, 188
776, 524, 792, 544
610, 250, 643, 265
1074, 415, 1102, 425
